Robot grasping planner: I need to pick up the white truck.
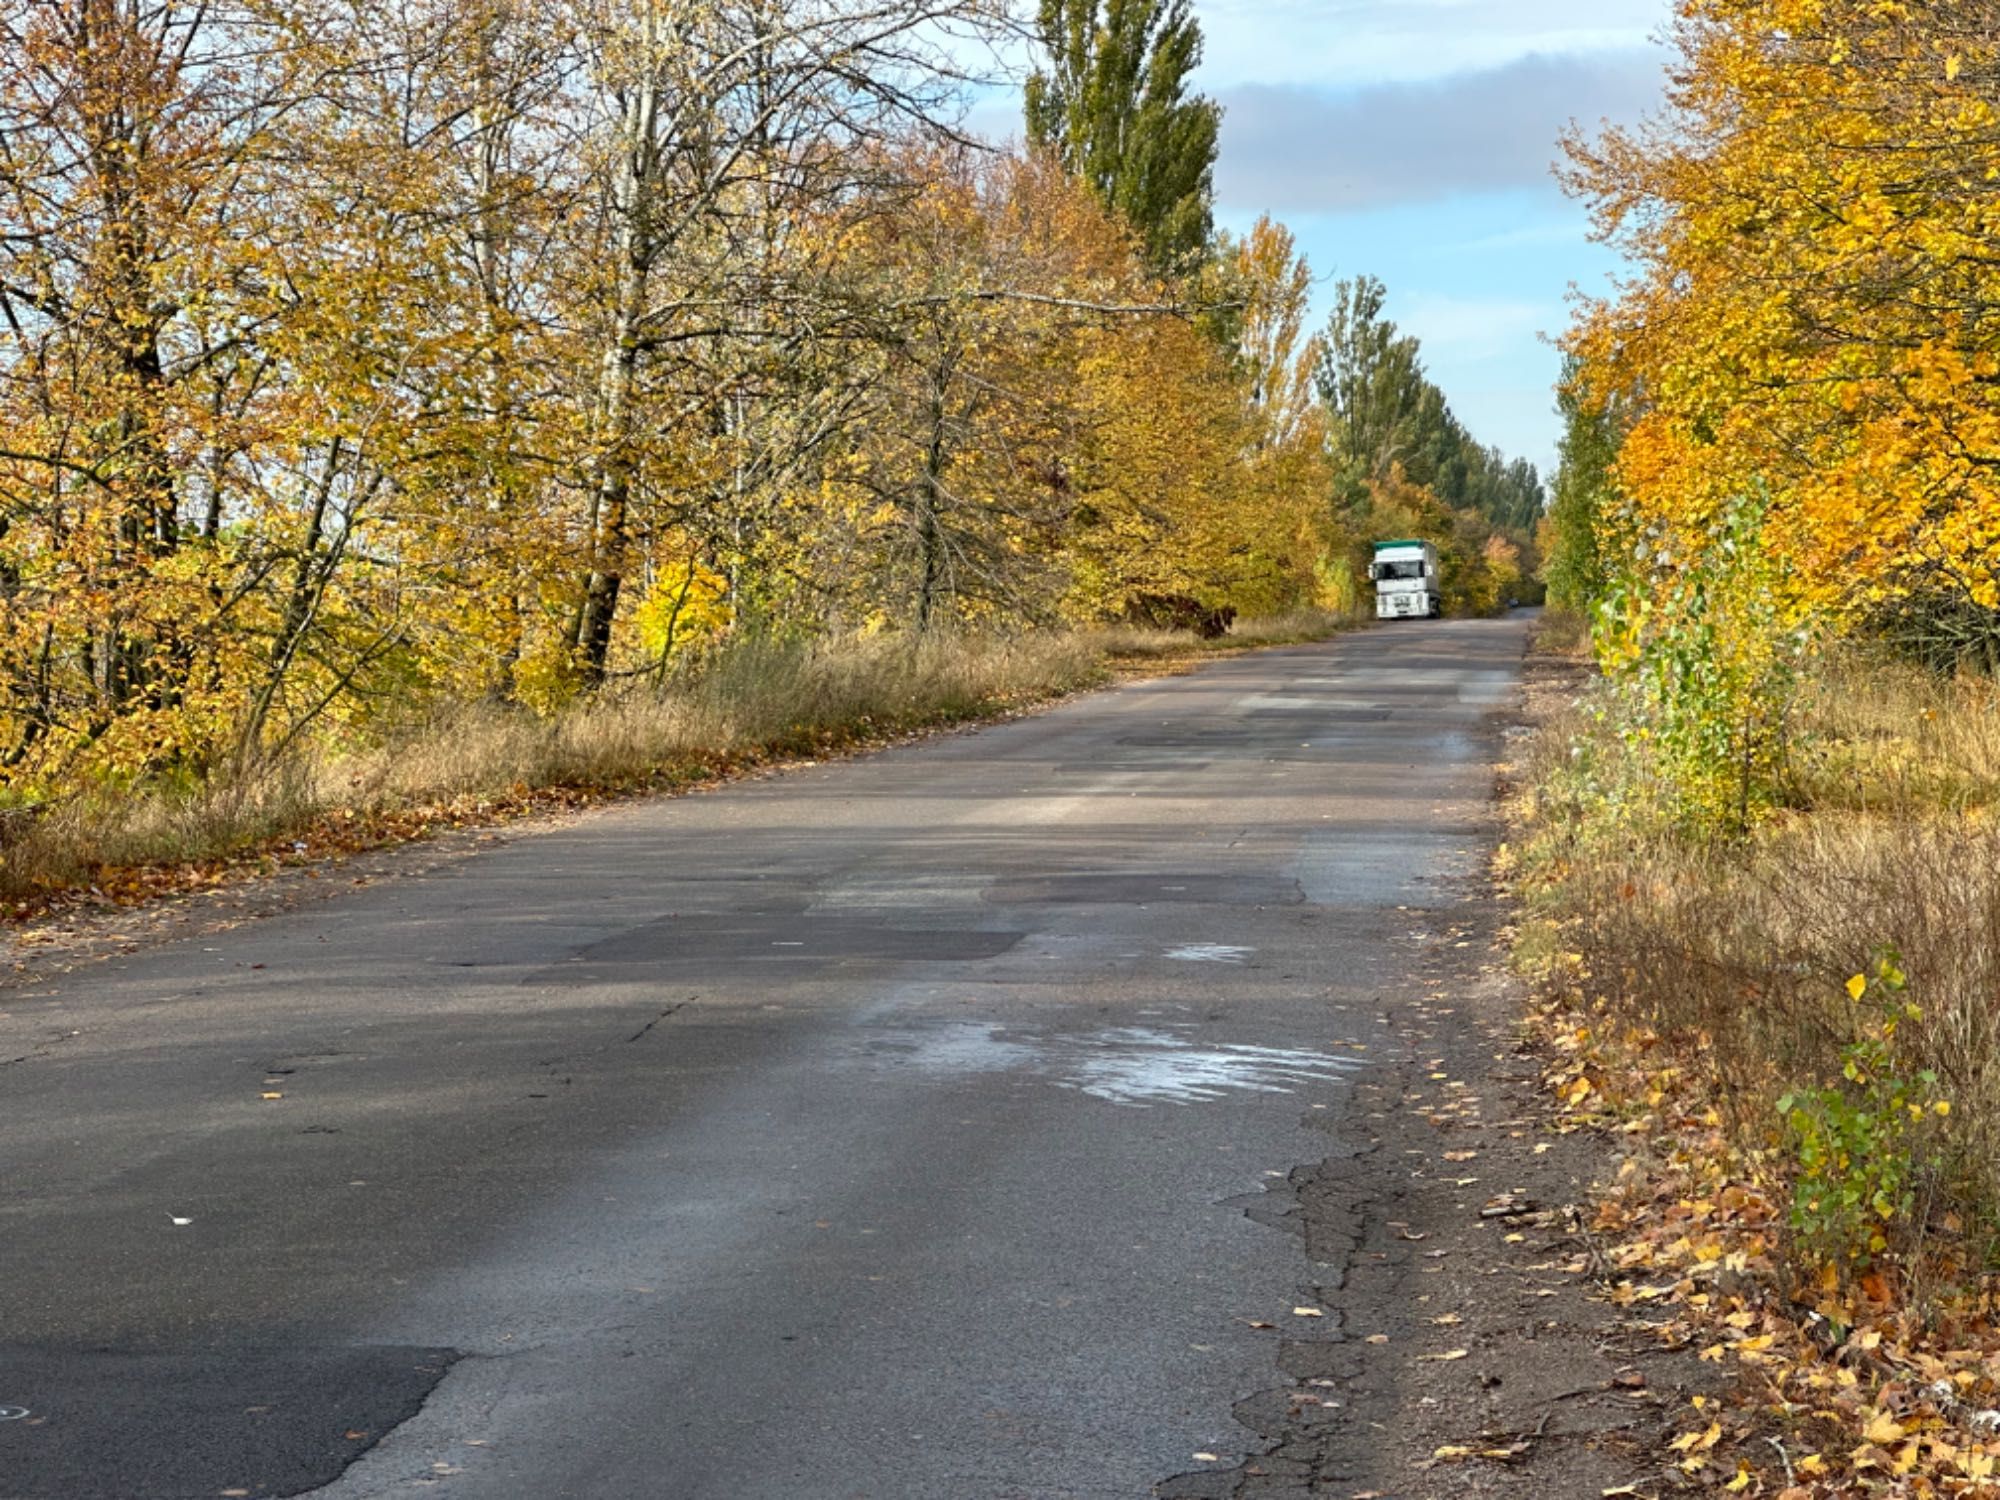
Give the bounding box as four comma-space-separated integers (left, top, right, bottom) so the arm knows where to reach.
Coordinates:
1368, 539, 1441, 620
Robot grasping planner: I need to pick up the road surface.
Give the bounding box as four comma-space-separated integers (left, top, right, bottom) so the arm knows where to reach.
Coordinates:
0, 616, 1529, 1500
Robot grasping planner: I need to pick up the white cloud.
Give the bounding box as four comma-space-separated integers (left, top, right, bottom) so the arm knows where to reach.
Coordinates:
1193, 0, 1663, 88
1212, 50, 1661, 214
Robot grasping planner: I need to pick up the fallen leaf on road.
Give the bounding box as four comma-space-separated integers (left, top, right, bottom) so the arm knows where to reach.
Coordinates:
1365, 1333, 1390, 1344
260, 1092, 282, 1100
1431, 1313, 1462, 1325
1292, 1307, 1323, 1318
1443, 1150, 1478, 1162
1418, 1349, 1469, 1362
1192, 1452, 1220, 1462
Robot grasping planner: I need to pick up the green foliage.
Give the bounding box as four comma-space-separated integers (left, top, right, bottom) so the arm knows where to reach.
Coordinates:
1597, 487, 1810, 835
1777, 955, 1947, 1271
1543, 358, 1619, 612
1023, 0, 1220, 273
1313, 275, 1430, 506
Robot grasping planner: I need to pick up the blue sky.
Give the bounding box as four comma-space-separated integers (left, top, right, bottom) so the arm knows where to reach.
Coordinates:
1196, 0, 1671, 476
973, 0, 1671, 478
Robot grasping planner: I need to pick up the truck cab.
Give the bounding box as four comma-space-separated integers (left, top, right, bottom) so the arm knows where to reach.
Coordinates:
1368, 540, 1441, 620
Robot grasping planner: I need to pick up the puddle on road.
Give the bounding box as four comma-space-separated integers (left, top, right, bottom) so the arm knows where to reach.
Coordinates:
1056, 1028, 1354, 1105
1164, 943, 1253, 964
856, 1021, 1358, 1107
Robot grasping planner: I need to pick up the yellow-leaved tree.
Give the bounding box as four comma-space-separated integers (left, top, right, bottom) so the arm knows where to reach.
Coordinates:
1565, 0, 2000, 667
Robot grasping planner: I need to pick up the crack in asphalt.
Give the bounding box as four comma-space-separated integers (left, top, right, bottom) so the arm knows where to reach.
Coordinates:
1155, 1044, 1418, 1500
625, 1001, 689, 1044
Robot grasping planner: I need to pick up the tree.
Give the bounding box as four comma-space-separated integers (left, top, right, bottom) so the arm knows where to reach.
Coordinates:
1542, 357, 1619, 613
1314, 275, 1544, 534
1223, 217, 1324, 453
0, 0, 341, 780
555, 0, 1012, 684
1022, 0, 1219, 273
1562, 0, 2000, 658
1313, 276, 1429, 502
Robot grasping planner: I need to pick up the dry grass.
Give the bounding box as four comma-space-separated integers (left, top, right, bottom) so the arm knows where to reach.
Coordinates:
1787, 648, 2000, 813
1083, 606, 1356, 666
1225, 606, 1356, 646
1512, 644, 2000, 1277
1526, 606, 1594, 659
0, 630, 1102, 905
0, 612, 1355, 909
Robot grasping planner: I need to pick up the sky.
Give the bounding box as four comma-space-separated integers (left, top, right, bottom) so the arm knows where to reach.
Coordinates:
975, 0, 1673, 479
1197, 0, 1671, 477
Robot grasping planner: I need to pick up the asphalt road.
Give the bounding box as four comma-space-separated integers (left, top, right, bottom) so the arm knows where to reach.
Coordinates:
0, 616, 1530, 1500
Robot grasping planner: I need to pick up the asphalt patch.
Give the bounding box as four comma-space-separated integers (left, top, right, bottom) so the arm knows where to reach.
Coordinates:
566, 914, 1025, 970
985, 873, 1305, 907
0, 1344, 455, 1499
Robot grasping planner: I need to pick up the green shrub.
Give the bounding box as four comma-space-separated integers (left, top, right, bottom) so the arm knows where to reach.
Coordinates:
1776, 954, 1949, 1272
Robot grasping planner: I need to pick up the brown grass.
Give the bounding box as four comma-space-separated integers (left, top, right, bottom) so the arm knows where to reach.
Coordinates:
1, 612, 1357, 910
1526, 606, 1594, 659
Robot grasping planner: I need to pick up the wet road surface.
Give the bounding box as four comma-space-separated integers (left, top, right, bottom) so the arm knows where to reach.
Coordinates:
0, 616, 1529, 1499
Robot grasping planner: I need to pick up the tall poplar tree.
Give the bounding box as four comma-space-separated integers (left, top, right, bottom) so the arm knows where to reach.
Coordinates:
1022, 0, 1220, 273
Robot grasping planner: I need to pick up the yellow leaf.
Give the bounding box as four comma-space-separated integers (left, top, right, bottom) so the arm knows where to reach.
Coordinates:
1863, 1411, 1905, 1445
1847, 973, 1868, 1001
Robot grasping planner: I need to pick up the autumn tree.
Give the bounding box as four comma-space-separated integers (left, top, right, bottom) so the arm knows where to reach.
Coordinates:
551, 0, 1012, 684
1022, 0, 1219, 273
0, 0, 1366, 817
0, 0, 346, 781
1564, 0, 2000, 666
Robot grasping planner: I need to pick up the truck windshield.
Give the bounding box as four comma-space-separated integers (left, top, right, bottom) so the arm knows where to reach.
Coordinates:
1376, 561, 1425, 580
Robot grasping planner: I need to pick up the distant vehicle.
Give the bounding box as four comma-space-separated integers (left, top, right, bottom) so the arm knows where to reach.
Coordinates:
1368, 539, 1442, 621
